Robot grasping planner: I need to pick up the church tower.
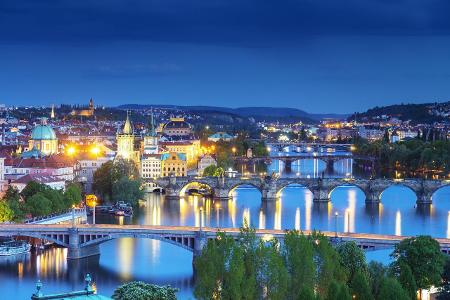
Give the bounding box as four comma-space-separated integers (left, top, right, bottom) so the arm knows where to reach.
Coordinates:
50, 105, 55, 119
143, 108, 159, 154
116, 111, 139, 162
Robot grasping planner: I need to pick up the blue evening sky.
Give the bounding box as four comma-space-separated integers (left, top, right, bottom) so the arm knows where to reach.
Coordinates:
1, 0, 450, 113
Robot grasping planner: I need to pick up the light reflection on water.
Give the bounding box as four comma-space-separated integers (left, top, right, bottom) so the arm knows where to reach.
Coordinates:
1, 185, 450, 299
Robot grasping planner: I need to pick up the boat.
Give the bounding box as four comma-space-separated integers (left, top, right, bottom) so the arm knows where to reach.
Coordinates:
0, 239, 31, 256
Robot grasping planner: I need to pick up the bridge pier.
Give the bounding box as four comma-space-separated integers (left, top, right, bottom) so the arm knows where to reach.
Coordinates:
67, 229, 100, 260
365, 192, 380, 204
325, 159, 334, 172
416, 192, 433, 205
313, 189, 330, 202
213, 188, 230, 200
193, 231, 208, 260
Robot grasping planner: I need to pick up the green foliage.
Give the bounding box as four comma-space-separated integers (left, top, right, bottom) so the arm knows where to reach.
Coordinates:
326, 280, 351, 300
284, 230, 315, 299
368, 261, 386, 298
93, 158, 143, 205
350, 271, 373, 300
0, 201, 13, 222
298, 286, 315, 300
256, 239, 288, 300
397, 262, 417, 300
391, 235, 446, 291
438, 258, 450, 300
25, 193, 53, 217
2, 187, 25, 221
337, 241, 368, 283
64, 183, 83, 207
377, 277, 409, 300
112, 281, 178, 300
202, 165, 224, 177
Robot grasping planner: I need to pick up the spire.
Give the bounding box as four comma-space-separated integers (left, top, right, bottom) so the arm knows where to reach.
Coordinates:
148, 107, 156, 137
123, 110, 133, 134
50, 105, 55, 119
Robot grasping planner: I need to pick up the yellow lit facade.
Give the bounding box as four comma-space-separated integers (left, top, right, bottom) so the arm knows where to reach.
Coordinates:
161, 152, 187, 177
160, 140, 200, 167
116, 113, 140, 163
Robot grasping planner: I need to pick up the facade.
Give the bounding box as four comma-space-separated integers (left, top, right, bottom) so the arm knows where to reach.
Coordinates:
142, 110, 159, 155
4, 155, 74, 181
11, 174, 66, 192
141, 154, 162, 179
198, 154, 217, 176
75, 156, 111, 192
162, 117, 192, 137
70, 98, 95, 117
208, 132, 234, 142
116, 112, 140, 163
28, 118, 58, 156
160, 140, 201, 166
161, 152, 187, 177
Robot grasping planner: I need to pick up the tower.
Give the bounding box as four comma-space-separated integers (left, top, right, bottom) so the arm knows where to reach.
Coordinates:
50, 105, 55, 119
143, 108, 159, 154
116, 111, 139, 162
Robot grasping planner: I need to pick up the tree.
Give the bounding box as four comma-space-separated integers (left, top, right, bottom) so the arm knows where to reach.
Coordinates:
64, 183, 82, 207
397, 262, 417, 300
0, 201, 13, 222
438, 258, 450, 300
92, 161, 114, 201
336, 284, 352, 300
112, 281, 178, 300
377, 277, 409, 300
25, 193, 52, 217
391, 236, 446, 293
256, 239, 288, 300
337, 241, 368, 283
222, 243, 245, 300
284, 230, 315, 299
298, 286, 315, 300
3, 186, 25, 221
202, 165, 224, 177
368, 261, 386, 298
350, 271, 373, 300
112, 177, 144, 206
238, 221, 259, 300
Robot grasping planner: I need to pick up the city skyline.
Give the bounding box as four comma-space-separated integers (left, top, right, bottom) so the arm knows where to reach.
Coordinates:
2, 1, 450, 113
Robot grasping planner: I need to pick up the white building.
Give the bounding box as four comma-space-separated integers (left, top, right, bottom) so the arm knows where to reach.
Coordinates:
141, 154, 162, 192
198, 154, 217, 176
75, 156, 111, 192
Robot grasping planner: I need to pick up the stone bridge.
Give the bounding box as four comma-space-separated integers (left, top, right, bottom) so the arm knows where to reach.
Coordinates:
3, 224, 450, 260
153, 176, 450, 204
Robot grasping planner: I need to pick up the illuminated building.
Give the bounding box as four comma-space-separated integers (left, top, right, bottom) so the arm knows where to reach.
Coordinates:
198, 154, 217, 176
28, 118, 58, 156
161, 152, 187, 177
142, 109, 158, 155
116, 112, 140, 163
160, 140, 200, 167
162, 117, 192, 137
70, 98, 95, 117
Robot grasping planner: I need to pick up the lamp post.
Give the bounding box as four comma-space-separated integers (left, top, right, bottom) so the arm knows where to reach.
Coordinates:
199, 207, 203, 231
93, 201, 96, 225
334, 211, 339, 238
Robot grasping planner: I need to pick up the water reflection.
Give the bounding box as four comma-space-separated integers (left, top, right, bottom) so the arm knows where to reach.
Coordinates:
1, 185, 450, 300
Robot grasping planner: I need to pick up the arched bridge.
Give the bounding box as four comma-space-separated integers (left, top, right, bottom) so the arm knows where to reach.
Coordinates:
2, 224, 450, 260
153, 176, 450, 204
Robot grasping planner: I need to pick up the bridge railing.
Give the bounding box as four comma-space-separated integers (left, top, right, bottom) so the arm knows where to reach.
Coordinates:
24, 207, 87, 224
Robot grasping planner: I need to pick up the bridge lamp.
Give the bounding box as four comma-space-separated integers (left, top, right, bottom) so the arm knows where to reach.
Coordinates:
232, 147, 236, 154
67, 146, 76, 156
350, 145, 356, 151
91, 146, 100, 156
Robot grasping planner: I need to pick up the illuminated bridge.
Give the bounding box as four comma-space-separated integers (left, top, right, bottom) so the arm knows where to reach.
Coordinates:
2, 224, 450, 260
153, 176, 450, 204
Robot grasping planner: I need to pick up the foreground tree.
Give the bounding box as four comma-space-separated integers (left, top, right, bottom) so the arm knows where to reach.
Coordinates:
391, 236, 445, 294
0, 201, 13, 222
64, 183, 83, 207
112, 281, 178, 300
337, 241, 368, 283
283, 230, 315, 299
350, 271, 373, 300
25, 193, 52, 217
368, 261, 386, 298
377, 277, 409, 300
2, 187, 24, 221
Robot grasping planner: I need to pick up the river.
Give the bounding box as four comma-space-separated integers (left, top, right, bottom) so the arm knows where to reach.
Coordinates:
1, 157, 450, 299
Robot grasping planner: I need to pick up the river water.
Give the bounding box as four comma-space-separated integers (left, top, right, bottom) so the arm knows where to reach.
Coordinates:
2, 157, 450, 299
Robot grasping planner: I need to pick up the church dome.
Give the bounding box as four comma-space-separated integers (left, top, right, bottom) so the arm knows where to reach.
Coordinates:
164, 119, 190, 129
31, 125, 57, 140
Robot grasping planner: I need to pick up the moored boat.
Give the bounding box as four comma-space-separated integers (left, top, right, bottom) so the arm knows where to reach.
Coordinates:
0, 239, 31, 256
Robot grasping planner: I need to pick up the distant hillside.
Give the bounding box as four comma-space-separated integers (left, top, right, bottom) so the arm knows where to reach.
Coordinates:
117, 104, 348, 123
349, 101, 450, 124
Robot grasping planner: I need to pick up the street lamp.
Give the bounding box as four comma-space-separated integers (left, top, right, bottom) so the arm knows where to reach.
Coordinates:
92, 200, 96, 225
232, 147, 236, 156
334, 211, 339, 238
199, 207, 203, 231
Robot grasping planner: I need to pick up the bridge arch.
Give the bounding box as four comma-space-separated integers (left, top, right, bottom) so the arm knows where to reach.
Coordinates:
379, 184, 418, 203
275, 182, 314, 198
327, 183, 368, 202
429, 184, 450, 203
0, 232, 70, 248
179, 180, 214, 197
228, 182, 262, 198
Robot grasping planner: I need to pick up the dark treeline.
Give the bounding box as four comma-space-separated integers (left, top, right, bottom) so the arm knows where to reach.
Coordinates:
194, 224, 450, 300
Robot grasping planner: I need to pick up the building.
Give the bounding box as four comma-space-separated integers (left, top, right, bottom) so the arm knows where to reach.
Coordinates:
28, 118, 58, 156
11, 174, 66, 192
198, 154, 217, 176
4, 155, 74, 182
208, 132, 234, 142
160, 140, 201, 167
116, 112, 140, 163
141, 154, 162, 179
70, 98, 95, 117
142, 110, 159, 155
161, 152, 187, 177
75, 156, 111, 192
162, 117, 192, 137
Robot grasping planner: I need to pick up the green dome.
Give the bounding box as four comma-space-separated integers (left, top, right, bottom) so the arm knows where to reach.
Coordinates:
31, 125, 57, 140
